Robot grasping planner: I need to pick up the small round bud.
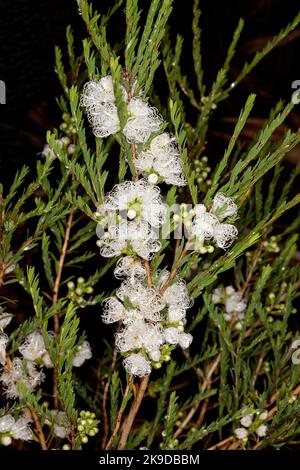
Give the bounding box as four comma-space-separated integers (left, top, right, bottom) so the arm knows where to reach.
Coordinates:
1, 436, 12, 446
148, 173, 159, 185
62, 444, 71, 450
67, 281, 75, 289
81, 435, 88, 444
127, 209, 137, 220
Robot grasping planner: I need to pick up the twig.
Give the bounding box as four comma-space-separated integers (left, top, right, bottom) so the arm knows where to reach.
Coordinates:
102, 339, 120, 449
52, 212, 73, 409
28, 407, 47, 450
117, 374, 150, 450
105, 379, 132, 450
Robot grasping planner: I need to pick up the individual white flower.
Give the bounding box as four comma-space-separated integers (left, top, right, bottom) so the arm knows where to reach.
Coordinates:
123, 98, 163, 143
72, 341, 92, 367
113, 256, 147, 282
123, 353, 151, 377
11, 416, 33, 441
80, 76, 123, 138
0, 334, 8, 365
87, 103, 120, 138
162, 278, 191, 310
135, 133, 186, 186
258, 411, 268, 421
240, 414, 253, 428
81, 76, 117, 105
0, 414, 15, 433
256, 424, 267, 437
211, 193, 238, 221
234, 427, 248, 440
102, 297, 126, 324
191, 204, 219, 242
19, 331, 52, 368
213, 223, 238, 250
0, 311, 13, 331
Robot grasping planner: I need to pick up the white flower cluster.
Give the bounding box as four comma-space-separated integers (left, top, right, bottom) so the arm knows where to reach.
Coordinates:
191, 193, 238, 250
82, 75, 192, 376
96, 180, 166, 260
0, 414, 33, 446
0, 329, 92, 399
81, 75, 186, 186
234, 408, 268, 442
102, 257, 193, 376
134, 133, 186, 186
212, 285, 247, 330
42, 136, 76, 159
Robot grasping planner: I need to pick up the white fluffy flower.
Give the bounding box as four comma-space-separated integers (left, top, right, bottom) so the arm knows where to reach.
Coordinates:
256, 424, 267, 437
234, 427, 248, 440
72, 341, 92, 367
163, 327, 192, 349
0, 414, 15, 433
123, 98, 163, 143
114, 256, 147, 282
123, 354, 151, 377
11, 416, 33, 441
0, 334, 8, 365
0, 358, 45, 398
97, 181, 166, 260
115, 320, 164, 355
81, 76, 117, 105
104, 180, 166, 227
240, 414, 253, 428
213, 223, 238, 250
135, 133, 186, 186
191, 194, 238, 250
117, 281, 164, 322
80, 76, 122, 138
19, 331, 52, 368
211, 193, 238, 221
87, 103, 120, 138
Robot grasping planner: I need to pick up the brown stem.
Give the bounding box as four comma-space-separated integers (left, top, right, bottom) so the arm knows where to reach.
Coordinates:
52, 212, 73, 409
117, 374, 150, 450
174, 354, 220, 439
28, 407, 47, 450
207, 435, 235, 450
144, 260, 153, 288
102, 340, 120, 449
105, 380, 132, 450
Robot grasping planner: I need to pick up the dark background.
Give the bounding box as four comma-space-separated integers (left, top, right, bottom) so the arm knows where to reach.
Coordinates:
0, 0, 300, 183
